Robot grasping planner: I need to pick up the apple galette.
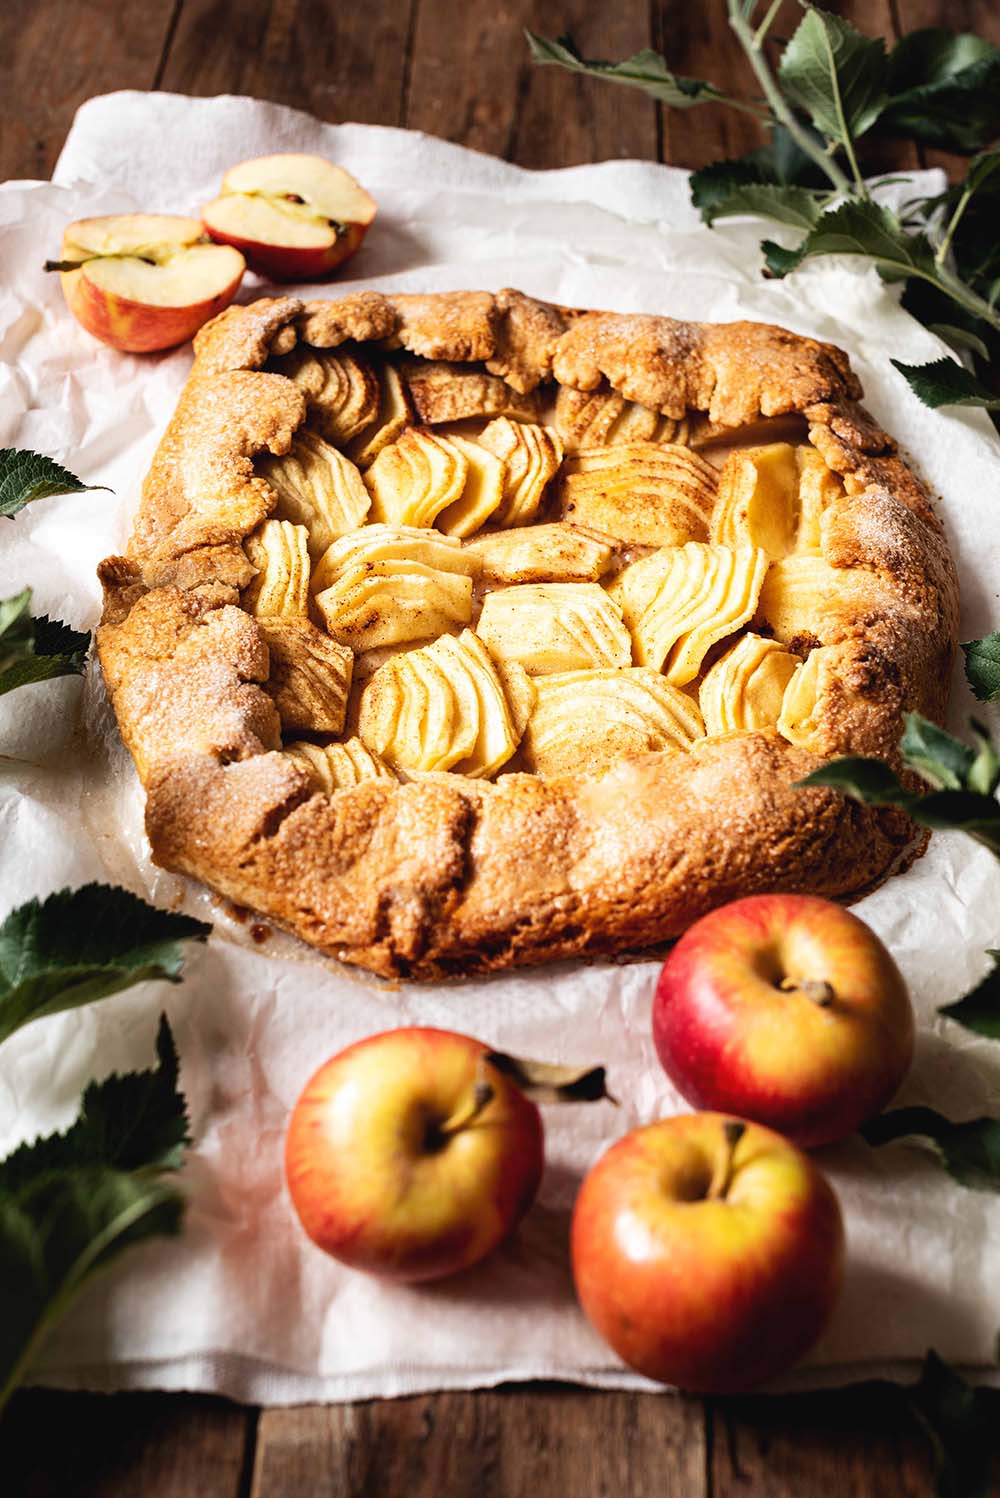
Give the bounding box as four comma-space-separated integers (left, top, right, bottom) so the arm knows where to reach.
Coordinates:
96, 290, 958, 978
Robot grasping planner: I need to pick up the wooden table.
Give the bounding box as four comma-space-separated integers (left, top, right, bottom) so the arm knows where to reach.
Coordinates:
2, 1, 997, 1492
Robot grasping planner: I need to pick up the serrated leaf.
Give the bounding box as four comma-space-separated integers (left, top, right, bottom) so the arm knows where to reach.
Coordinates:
863, 1106, 1000, 1193
0, 884, 210, 1047
901, 713, 975, 790
763, 199, 937, 281
797, 755, 910, 805
0, 449, 107, 521
963, 634, 1000, 702
778, 7, 888, 144
525, 32, 725, 108
904, 1350, 997, 1498
882, 29, 1000, 153
890, 357, 1000, 411
692, 175, 823, 230
926, 324, 991, 361
0, 589, 90, 697
939, 950, 1000, 1039
0, 1015, 188, 1411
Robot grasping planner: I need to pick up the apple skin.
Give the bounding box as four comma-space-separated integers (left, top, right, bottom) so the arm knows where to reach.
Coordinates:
652, 894, 914, 1149
284, 1027, 544, 1282
571, 1113, 845, 1393
60, 264, 243, 353
202, 219, 369, 283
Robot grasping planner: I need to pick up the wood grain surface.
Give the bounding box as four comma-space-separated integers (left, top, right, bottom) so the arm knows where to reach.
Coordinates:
2, 1, 997, 1494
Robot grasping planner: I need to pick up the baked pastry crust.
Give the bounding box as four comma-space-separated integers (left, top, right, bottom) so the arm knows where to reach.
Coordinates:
97, 290, 959, 979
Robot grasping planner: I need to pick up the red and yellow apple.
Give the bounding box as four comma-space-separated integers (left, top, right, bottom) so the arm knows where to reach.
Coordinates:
571, 1113, 844, 1392
284, 1027, 544, 1282
652, 895, 914, 1148
202, 153, 376, 281
53, 214, 245, 353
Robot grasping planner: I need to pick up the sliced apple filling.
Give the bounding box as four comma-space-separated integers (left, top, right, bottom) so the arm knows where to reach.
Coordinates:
476, 418, 563, 526
464, 523, 613, 584
312, 522, 479, 594
398, 359, 541, 425
560, 443, 718, 547
477, 583, 633, 675
256, 618, 353, 734
435, 435, 505, 537
243, 519, 312, 618
755, 554, 879, 646
358, 628, 523, 777
521, 668, 705, 778
777, 646, 838, 753
347, 363, 412, 470
699, 633, 800, 737
259, 430, 371, 556
314, 559, 473, 651
285, 737, 396, 793
555, 386, 689, 452
276, 348, 380, 444
365, 428, 468, 528
710, 443, 845, 558
611, 542, 768, 685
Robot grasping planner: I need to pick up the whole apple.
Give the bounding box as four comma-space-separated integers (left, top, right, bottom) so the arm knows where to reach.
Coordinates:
652, 894, 914, 1148
285, 1027, 544, 1282
571, 1113, 844, 1393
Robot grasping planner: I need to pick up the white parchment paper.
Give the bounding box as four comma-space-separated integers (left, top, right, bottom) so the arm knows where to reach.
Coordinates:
1, 91, 999, 1403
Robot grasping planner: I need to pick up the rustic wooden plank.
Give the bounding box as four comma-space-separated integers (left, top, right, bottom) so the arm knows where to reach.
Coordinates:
650, 1, 920, 174
404, 0, 656, 168
6, 1389, 254, 1498
0, 0, 175, 181
158, 0, 414, 127
709, 1384, 950, 1498
250, 1387, 707, 1497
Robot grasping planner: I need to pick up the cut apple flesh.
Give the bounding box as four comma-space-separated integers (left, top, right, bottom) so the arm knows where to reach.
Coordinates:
206, 154, 375, 246
79, 244, 245, 306
55, 213, 245, 352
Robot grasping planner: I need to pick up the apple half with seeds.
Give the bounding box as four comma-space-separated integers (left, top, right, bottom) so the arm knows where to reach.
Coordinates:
202, 153, 377, 281
51, 214, 246, 354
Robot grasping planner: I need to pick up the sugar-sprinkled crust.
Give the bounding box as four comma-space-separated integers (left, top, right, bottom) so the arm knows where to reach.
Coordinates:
97, 290, 959, 979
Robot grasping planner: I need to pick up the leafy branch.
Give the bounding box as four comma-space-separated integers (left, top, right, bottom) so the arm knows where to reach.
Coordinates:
528, 4, 1000, 413
0, 885, 210, 1411
0, 589, 90, 697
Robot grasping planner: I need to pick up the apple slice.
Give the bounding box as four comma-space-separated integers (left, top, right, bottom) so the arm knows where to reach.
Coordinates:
52, 214, 245, 354
202, 154, 376, 281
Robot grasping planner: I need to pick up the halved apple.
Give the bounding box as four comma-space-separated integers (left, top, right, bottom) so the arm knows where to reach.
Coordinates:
52, 214, 245, 354
202, 154, 377, 281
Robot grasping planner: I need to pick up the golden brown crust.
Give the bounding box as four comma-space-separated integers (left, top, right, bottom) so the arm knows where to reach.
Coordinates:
97, 289, 959, 980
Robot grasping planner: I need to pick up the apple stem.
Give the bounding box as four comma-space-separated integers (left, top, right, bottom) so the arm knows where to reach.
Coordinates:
779, 976, 835, 1007
708, 1120, 747, 1201
436, 1079, 495, 1140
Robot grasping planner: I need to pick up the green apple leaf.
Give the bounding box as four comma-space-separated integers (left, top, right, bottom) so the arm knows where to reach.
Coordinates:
692, 177, 824, 230
900, 714, 976, 790
890, 357, 1000, 411
799, 715, 1000, 855
904, 1350, 997, 1498
0, 884, 211, 1047
939, 950, 1000, 1040
762, 199, 937, 281
0, 589, 90, 697
862, 1107, 1000, 1192
963, 634, 1000, 702
525, 32, 726, 108
882, 29, 1000, 154
0, 1015, 188, 1411
778, 7, 888, 144
0, 449, 108, 521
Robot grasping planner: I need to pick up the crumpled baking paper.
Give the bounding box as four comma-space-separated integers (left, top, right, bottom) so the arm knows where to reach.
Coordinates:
1, 91, 999, 1404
